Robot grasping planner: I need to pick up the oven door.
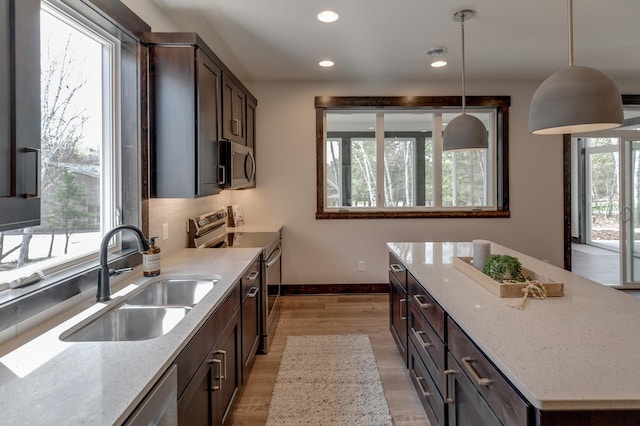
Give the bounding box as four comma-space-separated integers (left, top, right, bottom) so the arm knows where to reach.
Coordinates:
263, 243, 281, 352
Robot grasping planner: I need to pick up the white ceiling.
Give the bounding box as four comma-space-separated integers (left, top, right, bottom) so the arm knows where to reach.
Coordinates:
148, 0, 640, 82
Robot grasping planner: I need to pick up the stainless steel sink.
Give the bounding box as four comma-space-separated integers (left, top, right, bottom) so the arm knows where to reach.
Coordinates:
61, 306, 191, 342
125, 278, 218, 307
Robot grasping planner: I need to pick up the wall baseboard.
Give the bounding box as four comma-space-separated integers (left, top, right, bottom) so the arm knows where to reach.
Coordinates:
281, 283, 388, 295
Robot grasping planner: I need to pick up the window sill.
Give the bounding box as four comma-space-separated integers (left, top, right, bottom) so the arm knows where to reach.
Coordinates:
316, 210, 511, 219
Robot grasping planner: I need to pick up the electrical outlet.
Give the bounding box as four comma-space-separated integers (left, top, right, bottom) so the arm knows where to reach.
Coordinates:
162, 223, 169, 240
358, 261, 365, 272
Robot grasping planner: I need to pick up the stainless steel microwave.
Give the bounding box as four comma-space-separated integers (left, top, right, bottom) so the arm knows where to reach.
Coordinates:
219, 140, 255, 189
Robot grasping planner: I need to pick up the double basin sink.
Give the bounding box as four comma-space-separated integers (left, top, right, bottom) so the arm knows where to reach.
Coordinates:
60, 275, 220, 342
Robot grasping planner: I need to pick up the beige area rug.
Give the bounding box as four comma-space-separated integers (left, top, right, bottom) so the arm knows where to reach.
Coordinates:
266, 334, 392, 425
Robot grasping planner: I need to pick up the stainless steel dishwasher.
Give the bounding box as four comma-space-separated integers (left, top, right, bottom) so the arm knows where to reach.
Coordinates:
125, 365, 178, 425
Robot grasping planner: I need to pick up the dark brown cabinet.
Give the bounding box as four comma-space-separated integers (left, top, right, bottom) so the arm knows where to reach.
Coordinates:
389, 253, 407, 366
0, 0, 40, 231
146, 33, 222, 198
221, 74, 246, 144
246, 97, 256, 151
176, 282, 241, 425
240, 259, 261, 385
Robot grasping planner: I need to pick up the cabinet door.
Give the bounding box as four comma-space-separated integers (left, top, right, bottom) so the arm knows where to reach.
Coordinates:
222, 75, 246, 144
178, 357, 212, 426
246, 98, 256, 151
241, 259, 261, 384
212, 312, 240, 425
0, 0, 40, 232
447, 354, 502, 426
389, 272, 408, 366
196, 51, 222, 197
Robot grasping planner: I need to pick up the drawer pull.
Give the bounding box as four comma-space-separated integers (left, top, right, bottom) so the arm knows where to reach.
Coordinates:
416, 376, 432, 398
209, 358, 223, 391
444, 369, 455, 404
389, 264, 404, 273
245, 271, 259, 282
462, 356, 492, 387
215, 350, 227, 380
413, 294, 432, 309
400, 298, 407, 320
248, 286, 259, 297
412, 328, 433, 349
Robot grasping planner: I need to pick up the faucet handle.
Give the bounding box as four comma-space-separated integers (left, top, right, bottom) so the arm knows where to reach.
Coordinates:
110, 267, 134, 277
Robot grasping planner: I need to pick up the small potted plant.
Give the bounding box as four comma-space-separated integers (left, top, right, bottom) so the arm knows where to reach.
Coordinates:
482, 254, 527, 283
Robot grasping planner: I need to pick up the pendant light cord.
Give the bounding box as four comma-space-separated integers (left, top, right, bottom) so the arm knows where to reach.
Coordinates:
461, 14, 466, 114
567, 0, 573, 67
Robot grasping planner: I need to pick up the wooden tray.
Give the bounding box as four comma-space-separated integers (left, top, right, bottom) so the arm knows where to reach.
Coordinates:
453, 257, 564, 298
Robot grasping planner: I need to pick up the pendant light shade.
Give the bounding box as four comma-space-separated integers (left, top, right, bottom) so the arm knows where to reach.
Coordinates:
443, 10, 487, 151
443, 113, 488, 150
529, 0, 623, 135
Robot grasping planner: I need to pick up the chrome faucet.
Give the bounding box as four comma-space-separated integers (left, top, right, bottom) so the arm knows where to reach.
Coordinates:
97, 225, 150, 302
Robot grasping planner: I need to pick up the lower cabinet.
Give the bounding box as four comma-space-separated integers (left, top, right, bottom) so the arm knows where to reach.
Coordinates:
175, 282, 241, 426
389, 272, 407, 365
241, 259, 261, 385
409, 340, 446, 426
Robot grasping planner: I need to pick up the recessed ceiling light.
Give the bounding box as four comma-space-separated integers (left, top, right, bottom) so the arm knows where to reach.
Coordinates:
319, 60, 335, 68
426, 47, 448, 68
317, 10, 339, 23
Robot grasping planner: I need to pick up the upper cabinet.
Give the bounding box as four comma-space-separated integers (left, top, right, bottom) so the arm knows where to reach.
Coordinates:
146, 33, 222, 198
222, 74, 246, 144
145, 33, 258, 197
0, 0, 41, 231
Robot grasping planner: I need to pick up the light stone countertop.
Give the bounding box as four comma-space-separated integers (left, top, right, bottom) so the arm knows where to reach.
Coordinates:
387, 241, 640, 411
0, 247, 262, 425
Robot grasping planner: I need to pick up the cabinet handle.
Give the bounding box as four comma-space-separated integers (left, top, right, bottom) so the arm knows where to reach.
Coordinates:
248, 286, 259, 297
209, 359, 222, 391
444, 369, 455, 404
23, 147, 41, 199
389, 264, 404, 273
216, 350, 227, 380
411, 328, 433, 349
413, 294, 432, 309
245, 271, 259, 282
416, 376, 432, 398
461, 356, 492, 387
400, 298, 407, 320
219, 165, 226, 185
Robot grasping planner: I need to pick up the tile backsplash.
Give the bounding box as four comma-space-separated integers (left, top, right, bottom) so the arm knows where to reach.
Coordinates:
148, 192, 231, 256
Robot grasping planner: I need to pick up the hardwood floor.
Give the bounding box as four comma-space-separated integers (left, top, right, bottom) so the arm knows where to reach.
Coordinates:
227, 294, 429, 425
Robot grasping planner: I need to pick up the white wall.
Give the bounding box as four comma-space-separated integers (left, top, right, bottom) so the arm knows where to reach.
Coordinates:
122, 0, 640, 285
231, 79, 569, 285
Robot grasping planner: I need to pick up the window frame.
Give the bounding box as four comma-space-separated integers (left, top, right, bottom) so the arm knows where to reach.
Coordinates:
315, 96, 511, 219
0, 0, 149, 330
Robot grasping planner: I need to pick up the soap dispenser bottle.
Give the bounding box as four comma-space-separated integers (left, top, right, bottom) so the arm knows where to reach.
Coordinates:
143, 237, 161, 277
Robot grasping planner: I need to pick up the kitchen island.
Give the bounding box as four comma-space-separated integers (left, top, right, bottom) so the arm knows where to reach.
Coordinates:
0, 247, 261, 425
388, 241, 640, 425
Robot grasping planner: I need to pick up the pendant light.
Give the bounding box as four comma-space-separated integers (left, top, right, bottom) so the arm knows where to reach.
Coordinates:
443, 10, 487, 151
529, 0, 623, 135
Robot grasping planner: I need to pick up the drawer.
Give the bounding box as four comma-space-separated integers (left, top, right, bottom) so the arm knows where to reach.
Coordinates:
408, 272, 445, 340
409, 340, 446, 426
388, 252, 407, 290
447, 318, 530, 426
241, 258, 261, 300
408, 301, 445, 395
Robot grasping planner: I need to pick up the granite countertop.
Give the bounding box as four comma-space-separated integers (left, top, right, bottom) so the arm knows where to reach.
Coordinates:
0, 247, 262, 425
388, 241, 640, 411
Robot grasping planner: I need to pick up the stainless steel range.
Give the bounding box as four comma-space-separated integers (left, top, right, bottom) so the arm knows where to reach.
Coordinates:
187, 210, 281, 354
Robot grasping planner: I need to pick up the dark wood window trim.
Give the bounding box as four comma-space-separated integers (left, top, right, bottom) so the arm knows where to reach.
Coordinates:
563, 94, 640, 270
316, 96, 511, 219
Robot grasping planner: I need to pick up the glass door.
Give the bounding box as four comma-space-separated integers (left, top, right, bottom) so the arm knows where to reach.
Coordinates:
622, 138, 640, 286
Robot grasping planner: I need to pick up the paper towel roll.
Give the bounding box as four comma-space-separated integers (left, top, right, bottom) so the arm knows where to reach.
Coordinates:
472, 240, 491, 271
